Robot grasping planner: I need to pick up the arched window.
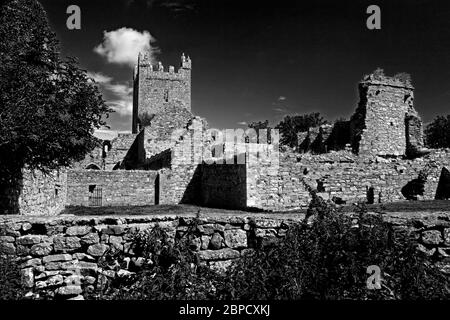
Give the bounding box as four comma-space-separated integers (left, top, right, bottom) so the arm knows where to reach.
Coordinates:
86, 163, 101, 170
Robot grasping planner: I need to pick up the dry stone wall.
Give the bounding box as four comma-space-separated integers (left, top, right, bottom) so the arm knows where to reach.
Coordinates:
0, 212, 302, 299
2, 210, 450, 299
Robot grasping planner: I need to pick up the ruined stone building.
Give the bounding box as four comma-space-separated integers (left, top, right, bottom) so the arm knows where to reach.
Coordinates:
4, 56, 450, 215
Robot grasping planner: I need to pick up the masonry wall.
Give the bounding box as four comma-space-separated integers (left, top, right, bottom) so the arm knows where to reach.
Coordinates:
201, 164, 247, 209
245, 148, 450, 211
1, 210, 450, 300
66, 170, 157, 207
350, 74, 415, 156
133, 53, 191, 133
74, 133, 138, 171
18, 169, 68, 216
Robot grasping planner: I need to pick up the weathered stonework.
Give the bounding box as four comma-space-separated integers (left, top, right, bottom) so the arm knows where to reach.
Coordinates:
2, 57, 449, 216
350, 70, 421, 157
132, 53, 191, 134
2, 210, 450, 299
66, 170, 158, 207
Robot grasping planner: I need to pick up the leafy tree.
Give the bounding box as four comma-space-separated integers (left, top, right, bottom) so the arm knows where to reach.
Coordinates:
0, 0, 111, 212
425, 115, 450, 149
275, 113, 327, 148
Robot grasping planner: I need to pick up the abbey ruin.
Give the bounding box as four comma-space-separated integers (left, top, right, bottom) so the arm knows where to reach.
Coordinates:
4, 53, 450, 216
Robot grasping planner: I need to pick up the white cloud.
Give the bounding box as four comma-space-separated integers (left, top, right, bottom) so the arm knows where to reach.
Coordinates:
94, 27, 159, 67
108, 100, 133, 116
237, 121, 248, 125
88, 71, 133, 116
87, 72, 113, 84
104, 83, 133, 97
278, 96, 287, 101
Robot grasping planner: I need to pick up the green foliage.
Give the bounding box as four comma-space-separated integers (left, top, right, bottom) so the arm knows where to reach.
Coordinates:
275, 113, 327, 148
0, 255, 26, 299
0, 0, 112, 177
96, 224, 222, 300
425, 115, 450, 149
248, 120, 272, 143
221, 203, 449, 300
99, 201, 449, 300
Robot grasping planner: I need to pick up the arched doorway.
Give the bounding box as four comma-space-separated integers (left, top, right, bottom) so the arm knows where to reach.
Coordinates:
436, 167, 450, 200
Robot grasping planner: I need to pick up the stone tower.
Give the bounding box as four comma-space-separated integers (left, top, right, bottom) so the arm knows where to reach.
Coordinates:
350, 69, 424, 157
132, 53, 192, 133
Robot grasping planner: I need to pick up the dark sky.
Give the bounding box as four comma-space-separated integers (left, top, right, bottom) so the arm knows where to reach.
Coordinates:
39, 0, 450, 131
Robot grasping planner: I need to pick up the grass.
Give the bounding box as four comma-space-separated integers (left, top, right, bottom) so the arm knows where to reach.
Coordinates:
61, 200, 450, 216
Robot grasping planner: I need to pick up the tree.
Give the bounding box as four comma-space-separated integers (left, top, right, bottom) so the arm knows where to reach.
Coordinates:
248, 120, 272, 143
275, 113, 327, 148
0, 0, 111, 212
425, 115, 450, 149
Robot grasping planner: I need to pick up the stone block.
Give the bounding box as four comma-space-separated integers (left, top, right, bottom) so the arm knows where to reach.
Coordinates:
201, 235, 210, 250
87, 243, 109, 257
109, 235, 123, 250
0, 242, 16, 254
72, 253, 95, 262
43, 254, 73, 264
66, 226, 91, 236
30, 243, 53, 256
224, 229, 247, 249
209, 233, 224, 250
197, 248, 240, 261
21, 258, 42, 268
0, 236, 15, 242
53, 236, 81, 252
47, 274, 64, 286
56, 286, 82, 296
80, 233, 100, 245
17, 235, 41, 246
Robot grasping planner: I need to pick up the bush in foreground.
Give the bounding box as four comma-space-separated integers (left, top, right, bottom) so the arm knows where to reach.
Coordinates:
98, 200, 450, 300
0, 254, 26, 299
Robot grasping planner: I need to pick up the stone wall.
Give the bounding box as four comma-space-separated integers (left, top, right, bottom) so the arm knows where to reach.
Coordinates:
74, 133, 138, 171
0, 212, 302, 299
2, 210, 450, 299
350, 71, 416, 156
200, 164, 247, 209
18, 169, 68, 216
66, 170, 158, 207
245, 148, 450, 211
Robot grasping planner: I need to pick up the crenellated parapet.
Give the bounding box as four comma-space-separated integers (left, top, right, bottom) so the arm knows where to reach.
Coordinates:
132, 53, 192, 133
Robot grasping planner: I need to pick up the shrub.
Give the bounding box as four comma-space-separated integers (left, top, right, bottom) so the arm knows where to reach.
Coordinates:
96, 224, 222, 300
219, 201, 449, 300
0, 254, 26, 299
99, 198, 450, 300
